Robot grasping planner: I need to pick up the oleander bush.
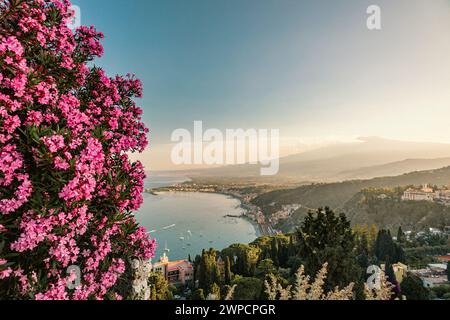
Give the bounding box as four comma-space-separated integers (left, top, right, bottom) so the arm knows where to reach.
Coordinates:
0, 0, 155, 299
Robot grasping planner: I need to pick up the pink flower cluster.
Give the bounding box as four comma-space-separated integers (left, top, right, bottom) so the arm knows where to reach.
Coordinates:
0, 0, 155, 300
0, 145, 32, 215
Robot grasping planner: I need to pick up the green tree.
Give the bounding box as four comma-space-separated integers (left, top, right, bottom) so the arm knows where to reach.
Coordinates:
401, 274, 430, 300
374, 229, 405, 263
150, 284, 157, 301
356, 234, 370, 269
270, 238, 279, 266
221, 244, 260, 277
287, 234, 297, 258
209, 283, 221, 300
192, 289, 206, 300
231, 276, 263, 300
198, 249, 222, 291
256, 259, 276, 277
225, 256, 232, 285
148, 272, 171, 300
295, 207, 363, 291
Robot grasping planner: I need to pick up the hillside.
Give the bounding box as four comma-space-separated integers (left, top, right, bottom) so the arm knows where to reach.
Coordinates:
252, 166, 450, 231
253, 166, 450, 211
342, 191, 450, 230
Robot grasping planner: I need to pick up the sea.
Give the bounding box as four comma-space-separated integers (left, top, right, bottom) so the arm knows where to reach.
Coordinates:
135, 174, 259, 261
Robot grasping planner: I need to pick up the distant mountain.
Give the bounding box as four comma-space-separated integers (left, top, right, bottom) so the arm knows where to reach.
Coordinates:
336, 157, 450, 180
181, 137, 450, 183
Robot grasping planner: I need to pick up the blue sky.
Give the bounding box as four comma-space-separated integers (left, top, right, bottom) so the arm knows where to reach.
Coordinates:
72, 0, 450, 170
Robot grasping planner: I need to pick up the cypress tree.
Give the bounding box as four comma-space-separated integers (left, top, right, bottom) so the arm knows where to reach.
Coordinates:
150, 284, 157, 301
270, 238, 279, 266
374, 229, 404, 263
225, 256, 232, 285
198, 252, 210, 290
288, 234, 296, 257
295, 207, 362, 291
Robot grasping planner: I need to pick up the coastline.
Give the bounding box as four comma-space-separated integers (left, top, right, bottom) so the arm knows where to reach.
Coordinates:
146, 189, 266, 237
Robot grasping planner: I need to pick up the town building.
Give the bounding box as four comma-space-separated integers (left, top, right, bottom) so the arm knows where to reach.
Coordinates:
271, 204, 301, 224
401, 184, 450, 205
436, 254, 450, 263
401, 185, 435, 202
410, 263, 449, 288
152, 253, 194, 286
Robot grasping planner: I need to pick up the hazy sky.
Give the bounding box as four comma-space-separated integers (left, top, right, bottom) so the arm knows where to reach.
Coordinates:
73, 0, 450, 170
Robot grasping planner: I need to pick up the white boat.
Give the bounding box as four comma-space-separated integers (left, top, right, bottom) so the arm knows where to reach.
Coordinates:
162, 224, 176, 230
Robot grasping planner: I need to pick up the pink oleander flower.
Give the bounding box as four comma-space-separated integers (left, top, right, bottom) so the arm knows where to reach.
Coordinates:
54, 156, 70, 170
0, 0, 154, 300
25, 110, 43, 126
41, 135, 65, 153
0, 268, 13, 280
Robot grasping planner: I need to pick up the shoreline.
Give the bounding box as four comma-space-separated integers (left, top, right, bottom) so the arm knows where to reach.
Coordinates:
146, 189, 266, 237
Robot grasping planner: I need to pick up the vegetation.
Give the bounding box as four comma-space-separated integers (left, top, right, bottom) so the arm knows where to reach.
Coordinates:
373, 230, 405, 263
188, 208, 423, 300
404, 245, 450, 268
252, 169, 450, 232
191, 289, 205, 301
195, 249, 222, 293
344, 193, 450, 231
0, 0, 154, 300
231, 276, 264, 300
295, 208, 363, 292
401, 273, 431, 300
430, 285, 450, 300
148, 272, 172, 301
265, 263, 354, 300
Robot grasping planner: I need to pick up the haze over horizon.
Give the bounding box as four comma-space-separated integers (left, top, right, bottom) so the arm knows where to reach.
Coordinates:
73, 0, 450, 171
140, 137, 450, 179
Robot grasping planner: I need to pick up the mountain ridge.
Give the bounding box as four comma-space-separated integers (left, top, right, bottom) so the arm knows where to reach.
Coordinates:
166, 137, 450, 183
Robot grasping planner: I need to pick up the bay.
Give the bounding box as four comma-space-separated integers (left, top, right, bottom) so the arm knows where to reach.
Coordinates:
136, 175, 259, 261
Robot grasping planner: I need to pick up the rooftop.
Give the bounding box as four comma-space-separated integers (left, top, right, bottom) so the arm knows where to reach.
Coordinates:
436, 255, 450, 262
